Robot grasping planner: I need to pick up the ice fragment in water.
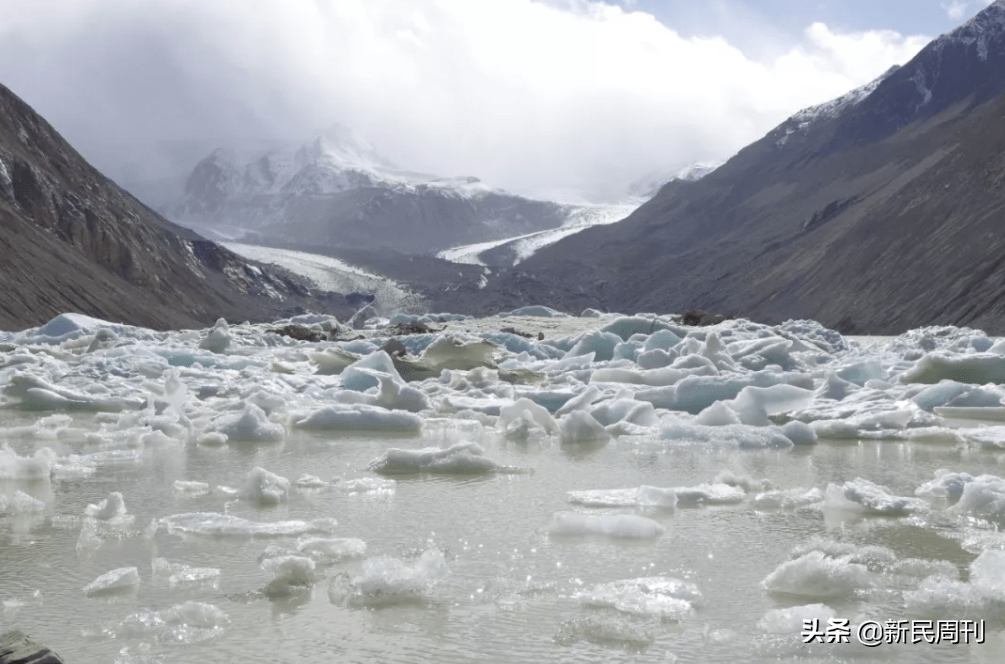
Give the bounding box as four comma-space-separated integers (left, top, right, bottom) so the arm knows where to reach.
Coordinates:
547, 511, 664, 539
368, 442, 523, 475
83, 566, 140, 596
761, 551, 871, 598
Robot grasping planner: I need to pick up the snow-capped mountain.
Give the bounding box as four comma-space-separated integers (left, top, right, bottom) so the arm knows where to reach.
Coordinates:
163, 125, 613, 255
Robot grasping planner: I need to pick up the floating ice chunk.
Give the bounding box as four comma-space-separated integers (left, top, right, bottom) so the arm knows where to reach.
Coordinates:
554, 615, 654, 649
368, 442, 521, 475
563, 330, 621, 362
196, 431, 228, 446
0, 490, 45, 514
159, 512, 337, 537
419, 334, 497, 372
590, 364, 687, 386
261, 555, 318, 597
161, 601, 229, 630
83, 566, 140, 596
914, 470, 974, 506
912, 380, 1004, 412
824, 478, 927, 516
761, 551, 871, 598
658, 421, 793, 449
109, 601, 229, 643
547, 511, 664, 539
498, 398, 560, 435
589, 399, 658, 428
757, 603, 836, 634
636, 348, 675, 369
36, 312, 114, 340
673, 483, 745, 506
636, 371, 812, 413
152, 558, 221, 588
568, 487, 643, 507
309, 346, 360, 375
836, 360, 887, 386
903, 577, 986, 617
559, 410, 611, 444
577, 577, 701, 620
174, 480, 211, 496
601, 316, 676, 341
815, 372, 858, 401
693, 401, 741, 426
970, 549, 1005, 601
333, 477, 397, 494
902, 352, 1005, 385
809, 406, 916, 438
328, 547, 449, 607
0, 446, 54, 482
643, 329, 682, 352
507, 305, 566, 317
339, 370, 429, 412
725, 385, 814, 426
751, 488, 823, 510
240, 467, 289, 506
292, 404, 422, 433
208, 403, 284, 443
567, 486, 678, 509
198, 318, 231, 353
85, 491, 128, 520
340, 351, 403, 391
779, 420, 817, 445
293, 474, 328, 489
714, 469, 771, 493
297, 537, 367, 563
5, 374, 145, 412
949, 474, 1005, 521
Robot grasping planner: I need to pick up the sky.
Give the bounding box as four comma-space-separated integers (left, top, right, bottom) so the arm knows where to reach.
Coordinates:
0, 0, 998, 202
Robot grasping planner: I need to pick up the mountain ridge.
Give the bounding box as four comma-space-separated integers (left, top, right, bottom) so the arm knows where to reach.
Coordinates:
499, 0, 1005, 334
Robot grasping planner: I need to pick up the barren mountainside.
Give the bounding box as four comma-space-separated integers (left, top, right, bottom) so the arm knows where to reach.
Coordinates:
0, 82, 355, 331
511, 0, 1005, 334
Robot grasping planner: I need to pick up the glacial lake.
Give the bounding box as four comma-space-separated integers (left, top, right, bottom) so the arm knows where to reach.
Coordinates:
2, 313, 1005, 663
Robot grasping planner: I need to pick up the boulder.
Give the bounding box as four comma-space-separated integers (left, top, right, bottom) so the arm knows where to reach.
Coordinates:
0, 631, 66, 664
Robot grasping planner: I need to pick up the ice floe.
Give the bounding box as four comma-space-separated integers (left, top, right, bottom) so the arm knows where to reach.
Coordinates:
367, 442, 524, 475
327, 547, 449, 607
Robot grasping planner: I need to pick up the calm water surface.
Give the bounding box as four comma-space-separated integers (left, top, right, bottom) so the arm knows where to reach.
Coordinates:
1, 410, 1003, 663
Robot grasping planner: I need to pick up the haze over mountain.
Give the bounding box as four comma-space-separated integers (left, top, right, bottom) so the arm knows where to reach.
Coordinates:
161, 125, 632, 255
0, 82, 357, 331
500, 0, 1005, 334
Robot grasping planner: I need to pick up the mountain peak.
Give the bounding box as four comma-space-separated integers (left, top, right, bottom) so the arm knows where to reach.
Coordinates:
301, 123, 396, 172
936, 0, 1005, 61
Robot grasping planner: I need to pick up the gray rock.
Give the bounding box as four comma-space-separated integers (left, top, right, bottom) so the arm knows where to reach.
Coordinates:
0, 631, 65, 664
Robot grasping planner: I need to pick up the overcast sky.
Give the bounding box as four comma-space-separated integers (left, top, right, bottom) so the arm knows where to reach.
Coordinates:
0, 0, 996, 202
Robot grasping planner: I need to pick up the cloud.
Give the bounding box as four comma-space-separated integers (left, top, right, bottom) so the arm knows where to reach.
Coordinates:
0, 0, 930, 201
943, 1, 970, 21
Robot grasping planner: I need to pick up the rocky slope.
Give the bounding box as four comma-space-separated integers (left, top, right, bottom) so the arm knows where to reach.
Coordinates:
0, 83, 357, 331
511, 0, 1005, 334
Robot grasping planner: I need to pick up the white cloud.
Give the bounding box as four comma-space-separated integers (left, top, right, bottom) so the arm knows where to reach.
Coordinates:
943, 1, 970, 21
0, 0, 931, 201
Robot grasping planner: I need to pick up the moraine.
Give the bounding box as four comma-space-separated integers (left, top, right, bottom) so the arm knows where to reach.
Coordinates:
1, 310, 1004, 663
